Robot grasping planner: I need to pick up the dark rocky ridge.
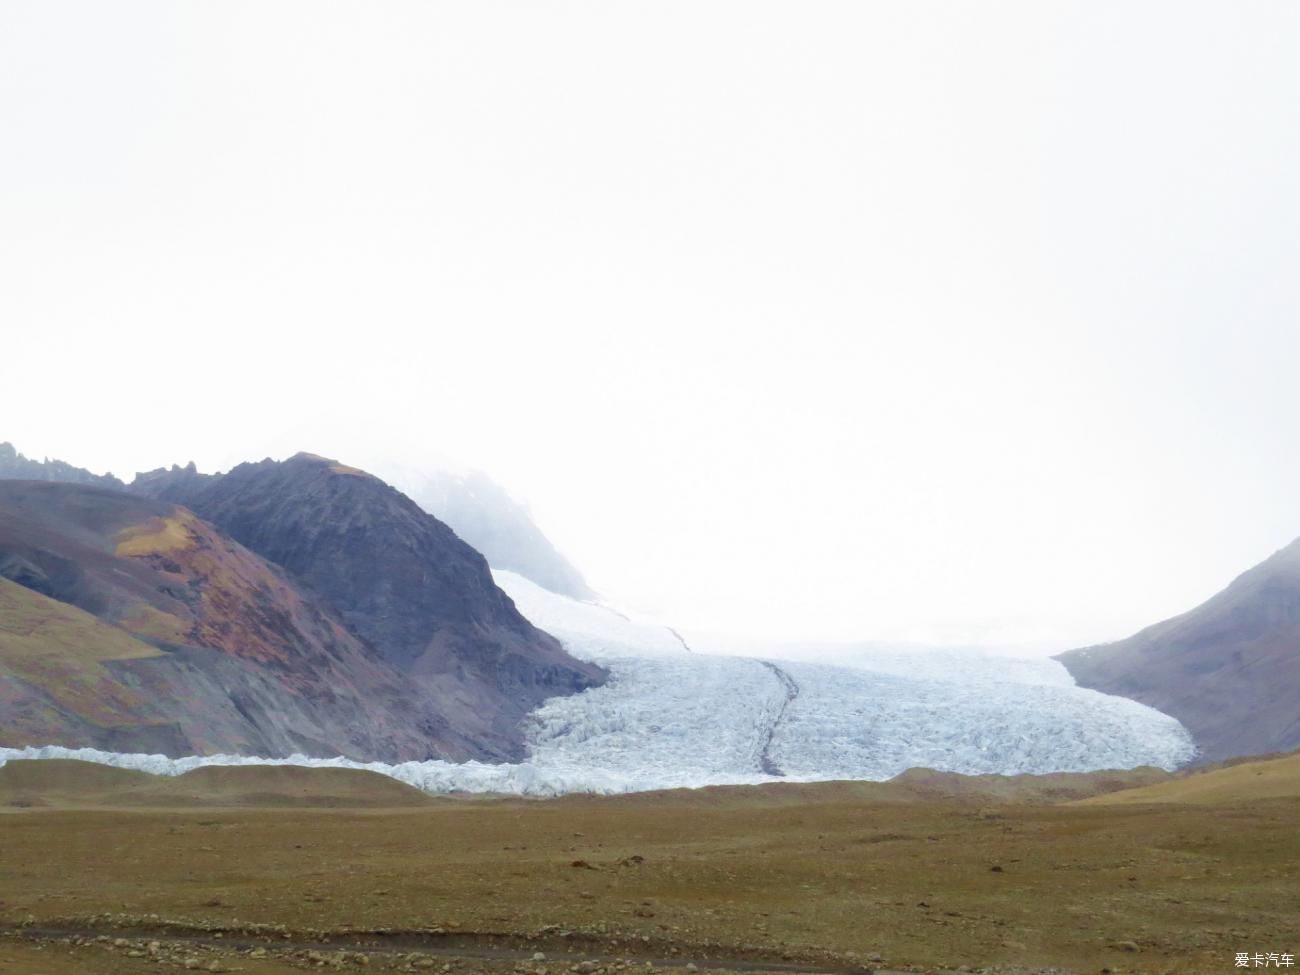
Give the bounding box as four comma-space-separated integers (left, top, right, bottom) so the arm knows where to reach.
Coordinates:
132, 453, 605, 755
1057, 538, 1300, 764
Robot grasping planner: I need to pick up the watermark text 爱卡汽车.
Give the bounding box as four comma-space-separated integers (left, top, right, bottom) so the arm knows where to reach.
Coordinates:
1236, 953, 1294, 968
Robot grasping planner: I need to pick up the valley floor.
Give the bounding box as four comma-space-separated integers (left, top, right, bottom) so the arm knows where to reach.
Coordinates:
3, 783, 1297, 975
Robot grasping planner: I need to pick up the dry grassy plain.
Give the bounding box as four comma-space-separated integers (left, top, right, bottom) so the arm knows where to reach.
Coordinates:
1, 758, 1298, 975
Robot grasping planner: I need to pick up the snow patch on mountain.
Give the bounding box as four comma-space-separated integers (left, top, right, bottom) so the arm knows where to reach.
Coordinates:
499, 570, 684, 659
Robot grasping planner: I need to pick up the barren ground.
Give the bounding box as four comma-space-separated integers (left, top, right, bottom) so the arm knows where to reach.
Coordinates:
2, 759, 1297, 975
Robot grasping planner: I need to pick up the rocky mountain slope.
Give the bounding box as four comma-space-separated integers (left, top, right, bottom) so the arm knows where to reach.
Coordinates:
1057, 538, 1300, 763
0, 481, 457, 760
131, 453, 604, 755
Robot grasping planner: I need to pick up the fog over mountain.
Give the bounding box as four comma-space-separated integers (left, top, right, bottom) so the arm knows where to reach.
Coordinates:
5, 3, 1299, 650
381, 466, 596, 601
0, 442, 124, 490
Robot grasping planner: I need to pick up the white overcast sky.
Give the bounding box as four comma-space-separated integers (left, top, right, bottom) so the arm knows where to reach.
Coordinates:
3, 2, 1299, 650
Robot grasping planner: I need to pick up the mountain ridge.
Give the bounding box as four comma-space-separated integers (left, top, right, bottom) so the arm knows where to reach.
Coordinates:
129, 452, 605, 754
1056, 537, 1300, 763
0, 445, 607, 762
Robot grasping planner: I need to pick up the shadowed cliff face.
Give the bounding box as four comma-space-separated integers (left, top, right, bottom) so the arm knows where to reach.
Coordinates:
132, 454, 606, 755
1057, 539, 1300, 764
0, 481, 464, 761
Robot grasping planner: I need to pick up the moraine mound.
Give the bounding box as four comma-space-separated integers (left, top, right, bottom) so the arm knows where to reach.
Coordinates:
0, 758, 156, 807
134, 764, 439, 808
0, 759, 438, 808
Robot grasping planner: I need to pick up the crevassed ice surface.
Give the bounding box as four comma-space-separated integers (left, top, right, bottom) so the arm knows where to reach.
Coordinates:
0, 570, 1196, 795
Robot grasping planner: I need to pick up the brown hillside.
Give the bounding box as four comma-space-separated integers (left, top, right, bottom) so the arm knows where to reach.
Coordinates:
1057, 538, 1300, 763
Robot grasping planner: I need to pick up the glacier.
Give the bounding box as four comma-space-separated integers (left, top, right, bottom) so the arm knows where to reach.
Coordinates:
0, 571, 1196, 795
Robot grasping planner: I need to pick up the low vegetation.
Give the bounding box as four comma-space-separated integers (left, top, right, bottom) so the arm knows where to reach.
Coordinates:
0, 580, 162, 742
